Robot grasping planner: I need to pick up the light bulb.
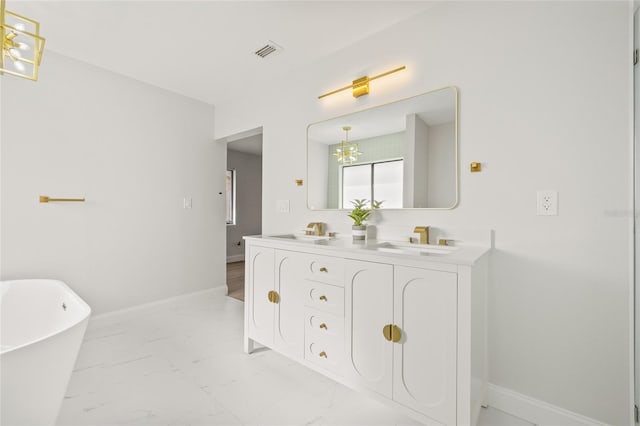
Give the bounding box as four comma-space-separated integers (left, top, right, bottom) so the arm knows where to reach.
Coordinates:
13, 23, 26, 32
17, 42, 30, 51
12, 60, 25, 72
9, 48, 22, 59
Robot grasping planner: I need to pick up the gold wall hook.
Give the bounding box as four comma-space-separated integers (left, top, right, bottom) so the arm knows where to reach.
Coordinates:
39, 195, 85, 203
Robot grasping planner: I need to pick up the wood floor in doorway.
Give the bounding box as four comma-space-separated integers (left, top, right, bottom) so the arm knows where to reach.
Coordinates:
227, 261, 244, 301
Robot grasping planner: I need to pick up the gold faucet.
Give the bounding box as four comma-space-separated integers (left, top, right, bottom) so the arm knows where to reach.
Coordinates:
413, 226, 429, 244
305, 222, 325, 236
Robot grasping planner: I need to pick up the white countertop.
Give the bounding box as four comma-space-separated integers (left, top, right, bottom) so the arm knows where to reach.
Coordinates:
244, 234, 491, 267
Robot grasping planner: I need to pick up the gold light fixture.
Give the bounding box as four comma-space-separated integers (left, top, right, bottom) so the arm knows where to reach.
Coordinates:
333, 126, 362, 165
1, 0, 45, 81
318, 66, 406, 99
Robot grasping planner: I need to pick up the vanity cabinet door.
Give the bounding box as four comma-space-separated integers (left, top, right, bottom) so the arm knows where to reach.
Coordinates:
344, 260, 394, 398
272, 250, 306, 358
393, 266, 457, 425
247, 246, 275, 347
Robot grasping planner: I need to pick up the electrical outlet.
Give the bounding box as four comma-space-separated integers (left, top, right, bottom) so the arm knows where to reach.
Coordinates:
536, 190, 558, 216
183, 197, 192, 209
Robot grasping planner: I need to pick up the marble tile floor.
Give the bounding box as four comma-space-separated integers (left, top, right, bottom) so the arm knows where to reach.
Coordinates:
58, 289, 533, 426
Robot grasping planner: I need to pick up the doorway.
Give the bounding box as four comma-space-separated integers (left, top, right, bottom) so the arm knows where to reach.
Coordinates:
222, 128, 263, 301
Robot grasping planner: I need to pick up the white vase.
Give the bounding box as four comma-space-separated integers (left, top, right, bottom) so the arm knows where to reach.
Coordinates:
352, 225, 367, 241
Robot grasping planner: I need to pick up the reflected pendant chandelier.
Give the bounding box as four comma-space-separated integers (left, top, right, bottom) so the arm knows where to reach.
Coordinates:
333, 126, 362, 165
1, 0, 45, 81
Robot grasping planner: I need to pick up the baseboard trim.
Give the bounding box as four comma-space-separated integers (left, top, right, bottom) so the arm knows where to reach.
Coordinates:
227, 255, 245, 263
90, 286, 227, 325
486, 384, 609, 426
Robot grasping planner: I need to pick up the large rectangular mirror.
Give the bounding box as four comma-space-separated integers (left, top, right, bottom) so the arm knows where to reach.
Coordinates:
307, 86, 458, 210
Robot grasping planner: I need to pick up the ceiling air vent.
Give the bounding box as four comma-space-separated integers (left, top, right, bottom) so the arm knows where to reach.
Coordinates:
254, 41, 283, 59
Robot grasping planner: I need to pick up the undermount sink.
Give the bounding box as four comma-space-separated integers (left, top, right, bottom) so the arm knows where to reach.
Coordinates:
369, 241, 457, 256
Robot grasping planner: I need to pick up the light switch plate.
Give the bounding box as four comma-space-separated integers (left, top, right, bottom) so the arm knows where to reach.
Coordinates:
277, 200, 290, 213
183, 197, 192, 209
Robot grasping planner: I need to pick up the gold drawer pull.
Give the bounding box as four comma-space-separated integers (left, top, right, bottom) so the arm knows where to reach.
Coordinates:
267, 290, 280, 304
319, 267, 328, 273
319, 323, 327, 330
319, 351, 327, 358
319, 295, 327, 301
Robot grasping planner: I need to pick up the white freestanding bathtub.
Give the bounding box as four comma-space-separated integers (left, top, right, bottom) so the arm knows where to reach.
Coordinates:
1, 279, 91, 425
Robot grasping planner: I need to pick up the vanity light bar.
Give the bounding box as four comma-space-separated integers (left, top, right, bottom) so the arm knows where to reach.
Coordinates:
318, 66, 406, 100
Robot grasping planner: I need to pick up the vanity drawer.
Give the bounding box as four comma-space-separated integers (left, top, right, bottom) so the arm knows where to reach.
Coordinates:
305, 255, 344, 286
305, 338, 344, 374
305, 281, 344, 316
305, 309, 344, 341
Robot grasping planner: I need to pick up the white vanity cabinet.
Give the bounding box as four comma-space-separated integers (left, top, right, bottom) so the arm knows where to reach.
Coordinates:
392, 265, 458, 425
244, 236, 489, 426
245, 246, 307, 358
344, 261, 457, 425
344, 260, 394, 398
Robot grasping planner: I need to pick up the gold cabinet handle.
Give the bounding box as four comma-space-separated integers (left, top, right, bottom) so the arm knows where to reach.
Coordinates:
391, 325, 401, 343
319, 323, 327, 330
267, 290, 280, 304
319, 351, 327, 358
319, 267, 328, 273
382, 324, 402, 343
319, 295, 327, 301
383, 324, 392, 341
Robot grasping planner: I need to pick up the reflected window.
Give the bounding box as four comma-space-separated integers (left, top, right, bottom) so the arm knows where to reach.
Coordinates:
342, 160, 403, 208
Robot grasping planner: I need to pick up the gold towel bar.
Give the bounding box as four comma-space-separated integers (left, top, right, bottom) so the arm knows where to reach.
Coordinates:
39, 195, 85, 203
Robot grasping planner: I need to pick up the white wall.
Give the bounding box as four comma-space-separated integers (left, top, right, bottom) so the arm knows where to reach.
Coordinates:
0, 52, 226, 314
226, 149, 262, 260
215, 2, 632, 424
307, 140, 328, 210
406, 113, 430, 208
427, 122, 456, 208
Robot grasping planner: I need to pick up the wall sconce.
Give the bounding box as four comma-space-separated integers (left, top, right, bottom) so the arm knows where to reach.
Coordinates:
1, 0, 45, 81
318, 66, 406, 100
332, 126, 362, 165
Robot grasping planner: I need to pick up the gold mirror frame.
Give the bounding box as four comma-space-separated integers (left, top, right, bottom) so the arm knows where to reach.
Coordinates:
306, 86, 459, 211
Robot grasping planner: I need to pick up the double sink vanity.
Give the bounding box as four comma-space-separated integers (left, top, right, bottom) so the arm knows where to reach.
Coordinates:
243, 85, 490, 425
243, 234, 490, 425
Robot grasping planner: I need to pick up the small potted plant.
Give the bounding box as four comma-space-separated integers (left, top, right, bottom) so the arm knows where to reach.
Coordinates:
348, 199, 383, 241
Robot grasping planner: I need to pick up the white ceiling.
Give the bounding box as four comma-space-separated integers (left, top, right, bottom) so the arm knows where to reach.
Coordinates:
8, 1, 436, 105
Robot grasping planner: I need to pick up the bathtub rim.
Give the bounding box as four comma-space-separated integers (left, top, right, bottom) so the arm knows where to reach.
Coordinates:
0, 278, 92, 356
